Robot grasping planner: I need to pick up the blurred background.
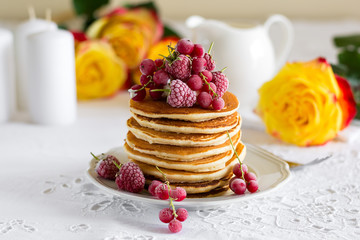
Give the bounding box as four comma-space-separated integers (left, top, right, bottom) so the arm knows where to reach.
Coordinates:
1, 0, 360, 21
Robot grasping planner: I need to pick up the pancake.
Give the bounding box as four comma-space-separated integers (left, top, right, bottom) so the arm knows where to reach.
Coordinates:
124, 142, 245, 172
145, 174, 232, 194
130, 91, 239, 122
187, 186, 231, 198
126, 130, 242, 161
132, 144, 246, 182
131, 112, 240, 135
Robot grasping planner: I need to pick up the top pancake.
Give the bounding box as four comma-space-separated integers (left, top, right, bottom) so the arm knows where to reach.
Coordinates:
130, 91, 239, 122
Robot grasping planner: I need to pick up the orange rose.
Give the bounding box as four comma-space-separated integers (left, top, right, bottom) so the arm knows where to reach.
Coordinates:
132, 37, 179, 84
256, 58, 356, 146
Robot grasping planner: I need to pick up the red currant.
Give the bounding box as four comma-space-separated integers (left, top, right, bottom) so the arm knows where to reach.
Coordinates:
153, 69, 170, 85
230, 178, 246, 195
244, 172, 257, 182
159, 208, 174, 223
176, 39, 194, 55
197, 92, 212, 109
140, 59, 156, 75
247, 180, 259, 193
176, 208, 188, 222
192, 57, 207, 74
169, 187, 187, 201
129, 85, 146, 101
191, 44, 205, 58
155, 183, 170, 200
148, 180, 162, 196
187, 75, 203, 91
212, 97, 225, 110
168, 219, 182, 233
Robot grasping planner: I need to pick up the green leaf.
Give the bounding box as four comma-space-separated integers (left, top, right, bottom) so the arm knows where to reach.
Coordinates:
338, 49, 360, 74
334, 34, 360, 48
162, 24, 182, 39
124, 1, 157, 13
73, 0, 109, 16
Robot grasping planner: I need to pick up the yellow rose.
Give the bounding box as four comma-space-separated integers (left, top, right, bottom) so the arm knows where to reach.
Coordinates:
256, 58, 356, 146
87, 7, 163, 69
75, 40, 127, 100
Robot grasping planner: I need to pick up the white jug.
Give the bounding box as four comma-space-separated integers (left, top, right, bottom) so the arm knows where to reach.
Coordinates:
186, 15, 293, 113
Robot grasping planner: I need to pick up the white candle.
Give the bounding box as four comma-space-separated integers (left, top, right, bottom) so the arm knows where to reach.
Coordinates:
27, 29, 77, 125
0, 28, 15, 123
15, 19, 57, 111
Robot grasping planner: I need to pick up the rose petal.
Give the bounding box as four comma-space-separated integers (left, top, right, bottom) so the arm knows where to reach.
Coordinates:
335, 74, 357, 129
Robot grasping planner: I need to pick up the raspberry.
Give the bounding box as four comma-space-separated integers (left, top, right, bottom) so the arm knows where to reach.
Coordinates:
159, 208, 174, 223
115, 162, 145, 193
165, 54, 191, 81
212, 71, 229, 97
169, 187, 187, 201
197, 92, 212, 109
176, 39, 194, 55
167, 80, 196, 108
212, 97, 225, 110
204, 53, 215, 71
140, 59, 156, 75
247, 180, 259, 193
230, 178, 246, 195
244, 172, 257, 182
148, 180, 162, 196
129, 85, 146, 101
192, 57, 207, 74
155, 183, 170, 200
168, 219, 182, 233
153, 69, 170, 85
176, 208, 188, 222
187, 75, 203, 91
233, 163, 248, 178
94, 154, 120, 180
191, 44, 205, 58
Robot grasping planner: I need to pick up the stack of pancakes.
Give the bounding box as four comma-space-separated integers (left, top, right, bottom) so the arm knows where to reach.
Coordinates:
124, 91, 246, 197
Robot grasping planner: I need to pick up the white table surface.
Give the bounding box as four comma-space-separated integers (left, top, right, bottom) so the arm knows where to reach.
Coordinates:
1, 20, 360, 240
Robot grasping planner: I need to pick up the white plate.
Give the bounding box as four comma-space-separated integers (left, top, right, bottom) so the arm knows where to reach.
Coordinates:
86, 144, 291, 210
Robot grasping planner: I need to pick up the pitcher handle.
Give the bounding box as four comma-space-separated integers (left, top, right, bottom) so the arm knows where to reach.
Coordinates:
264, 14, 294, 71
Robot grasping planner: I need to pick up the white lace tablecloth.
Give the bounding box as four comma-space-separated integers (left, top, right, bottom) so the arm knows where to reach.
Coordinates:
1, 20, 360, 240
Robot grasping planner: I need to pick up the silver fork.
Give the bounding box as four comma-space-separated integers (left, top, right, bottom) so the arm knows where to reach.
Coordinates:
290, 155, 332, 171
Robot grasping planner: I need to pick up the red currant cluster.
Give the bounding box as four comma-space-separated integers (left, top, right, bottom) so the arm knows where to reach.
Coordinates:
92, 153, 145, 193
129, 38, 229, 110
148, 167, 188, 233
226, 133, 259, 195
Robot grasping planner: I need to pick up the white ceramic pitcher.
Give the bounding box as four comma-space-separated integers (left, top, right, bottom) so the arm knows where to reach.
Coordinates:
186, 15, 293, 112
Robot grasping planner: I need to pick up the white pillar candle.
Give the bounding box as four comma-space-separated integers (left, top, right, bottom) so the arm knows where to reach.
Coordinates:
0, 28, 15, 123
15, 19, 57, 111
27, 29, 77, 125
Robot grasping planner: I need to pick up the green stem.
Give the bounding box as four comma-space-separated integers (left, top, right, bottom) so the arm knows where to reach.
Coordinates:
90, 152, 100, 161
113, 160, 122, 170
156, 166, 168, 182
156, 166, 178, 218
220, 67, 228, 73
208, 42, 214, 54
200, 72, 218, 97
150, 88, 170, 93
226, 131, 244, 180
